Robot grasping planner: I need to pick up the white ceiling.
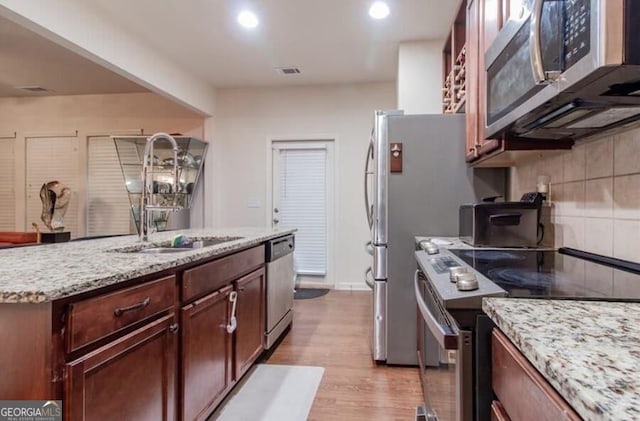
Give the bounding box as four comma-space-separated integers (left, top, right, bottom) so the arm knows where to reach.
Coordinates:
0, 15, 147, 97
84, 0, 461, 88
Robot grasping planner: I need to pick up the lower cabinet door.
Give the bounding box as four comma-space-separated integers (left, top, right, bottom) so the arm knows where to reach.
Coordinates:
65, 314, 178, 421
235, 268, 266, 380
181, 285, 233, 421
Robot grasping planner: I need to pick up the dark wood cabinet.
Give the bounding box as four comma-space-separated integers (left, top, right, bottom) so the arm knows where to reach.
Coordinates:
234, 268, 266, 380
2, 243, 270, 421
492, 329, 580, 421
466, 0, 481, 161
180, 285, 234, 421
465, 0, 504, 161
65, 314, 178, 421
179, 248, 266, 420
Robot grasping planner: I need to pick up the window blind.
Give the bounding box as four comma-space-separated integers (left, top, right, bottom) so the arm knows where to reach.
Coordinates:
278, 148, 327, 275
26, 137, 80, 236
0, 138, 15, 230
87, 136, 133, 236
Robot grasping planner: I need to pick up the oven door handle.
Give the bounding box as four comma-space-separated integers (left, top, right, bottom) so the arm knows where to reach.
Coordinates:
530, 0, 561, 84
414, 270, 459, 350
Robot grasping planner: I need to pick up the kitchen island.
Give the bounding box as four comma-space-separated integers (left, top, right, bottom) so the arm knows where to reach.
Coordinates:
484, 298, 640, 421
0, 227, 295, 420
0, 227, 294, 303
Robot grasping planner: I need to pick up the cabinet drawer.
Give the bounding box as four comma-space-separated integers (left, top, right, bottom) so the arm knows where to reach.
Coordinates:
66, 276, 176, 353
492, 329, 580, 421
183, 245, 264, 302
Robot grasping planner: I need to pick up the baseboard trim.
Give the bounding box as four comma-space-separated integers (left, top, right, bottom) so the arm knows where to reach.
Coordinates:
295, 281, 371, 291
334, 283, 371, 291
296, 280, 333, 290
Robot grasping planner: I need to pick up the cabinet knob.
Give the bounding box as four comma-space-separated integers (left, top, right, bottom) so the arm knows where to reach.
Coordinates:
169, 323, 179, 334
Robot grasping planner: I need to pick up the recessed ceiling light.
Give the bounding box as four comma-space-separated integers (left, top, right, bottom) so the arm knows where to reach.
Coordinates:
369, 1, 390, 19
237, 10, 259, 29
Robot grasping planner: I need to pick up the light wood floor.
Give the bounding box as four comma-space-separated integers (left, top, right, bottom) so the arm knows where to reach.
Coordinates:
265, 290, 423, 420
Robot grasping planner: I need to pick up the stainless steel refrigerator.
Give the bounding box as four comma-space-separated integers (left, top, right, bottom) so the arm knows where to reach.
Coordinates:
364, 111, 506, 365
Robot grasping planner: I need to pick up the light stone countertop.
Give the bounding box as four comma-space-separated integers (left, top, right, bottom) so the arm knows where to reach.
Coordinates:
483, 298, 640, 421
0, 227, 295, 304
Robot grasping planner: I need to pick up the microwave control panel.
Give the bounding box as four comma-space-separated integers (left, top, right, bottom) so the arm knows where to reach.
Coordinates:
563, 0, 590, 68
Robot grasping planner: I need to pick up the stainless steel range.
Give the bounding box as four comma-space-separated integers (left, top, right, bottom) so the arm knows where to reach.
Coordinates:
414, 244, 640, 421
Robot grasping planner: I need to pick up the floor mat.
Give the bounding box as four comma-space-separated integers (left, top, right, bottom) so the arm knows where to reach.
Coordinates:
212, 364, 324, 421
294, 288, 330, 300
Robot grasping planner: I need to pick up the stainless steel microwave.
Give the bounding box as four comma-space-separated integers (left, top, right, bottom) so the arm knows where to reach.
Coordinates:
485, 0, 640, 141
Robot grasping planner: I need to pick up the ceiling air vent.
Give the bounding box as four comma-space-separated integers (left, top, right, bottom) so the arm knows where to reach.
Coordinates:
274, 67, 302, 75
16, 86, 49, 93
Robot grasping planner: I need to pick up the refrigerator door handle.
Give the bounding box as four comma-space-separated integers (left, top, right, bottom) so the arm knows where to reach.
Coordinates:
364, 267, 374, 289
364, 131, 374, 230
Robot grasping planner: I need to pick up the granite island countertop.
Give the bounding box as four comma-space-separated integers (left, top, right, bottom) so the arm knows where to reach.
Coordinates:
0, 227, 295, 304
483, 298, 640, 421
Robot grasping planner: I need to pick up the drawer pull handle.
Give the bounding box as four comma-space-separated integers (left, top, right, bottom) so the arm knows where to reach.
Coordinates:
226, 291, 238, 334
114, 297, 151, 317
169, 323, 179, 334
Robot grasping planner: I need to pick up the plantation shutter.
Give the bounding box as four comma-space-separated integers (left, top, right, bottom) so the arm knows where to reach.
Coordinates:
87, 136, 133, 236
26, 136, 80, 236
0, 137, 15, 230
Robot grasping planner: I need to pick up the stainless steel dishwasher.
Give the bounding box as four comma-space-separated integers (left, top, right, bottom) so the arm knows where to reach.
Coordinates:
264, 234, 295, 349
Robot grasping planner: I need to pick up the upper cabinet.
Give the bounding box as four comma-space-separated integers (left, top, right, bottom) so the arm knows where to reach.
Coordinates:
465, 0, 504, 163
452, 0, 574, 167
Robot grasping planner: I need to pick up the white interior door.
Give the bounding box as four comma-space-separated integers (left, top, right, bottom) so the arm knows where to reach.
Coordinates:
272, 143, 329, 277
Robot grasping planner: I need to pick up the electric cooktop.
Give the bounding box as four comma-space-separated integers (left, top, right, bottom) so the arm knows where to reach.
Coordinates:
448, 248, 640, 301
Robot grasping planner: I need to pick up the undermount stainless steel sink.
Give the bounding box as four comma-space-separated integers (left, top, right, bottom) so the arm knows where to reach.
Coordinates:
135, 247, 191, 254
114, 236, 244, 254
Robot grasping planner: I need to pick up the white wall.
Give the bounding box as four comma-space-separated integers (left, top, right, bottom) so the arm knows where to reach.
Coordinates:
397, 40, 444, 114
210, 82, 396, 289
0, 0, 216, 116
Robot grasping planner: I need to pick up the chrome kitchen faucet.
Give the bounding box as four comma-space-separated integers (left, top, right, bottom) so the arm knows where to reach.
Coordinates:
140, 132, 181, 242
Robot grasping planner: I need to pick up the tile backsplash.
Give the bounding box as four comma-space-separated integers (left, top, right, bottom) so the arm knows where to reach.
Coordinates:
510, 126, 640, 263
